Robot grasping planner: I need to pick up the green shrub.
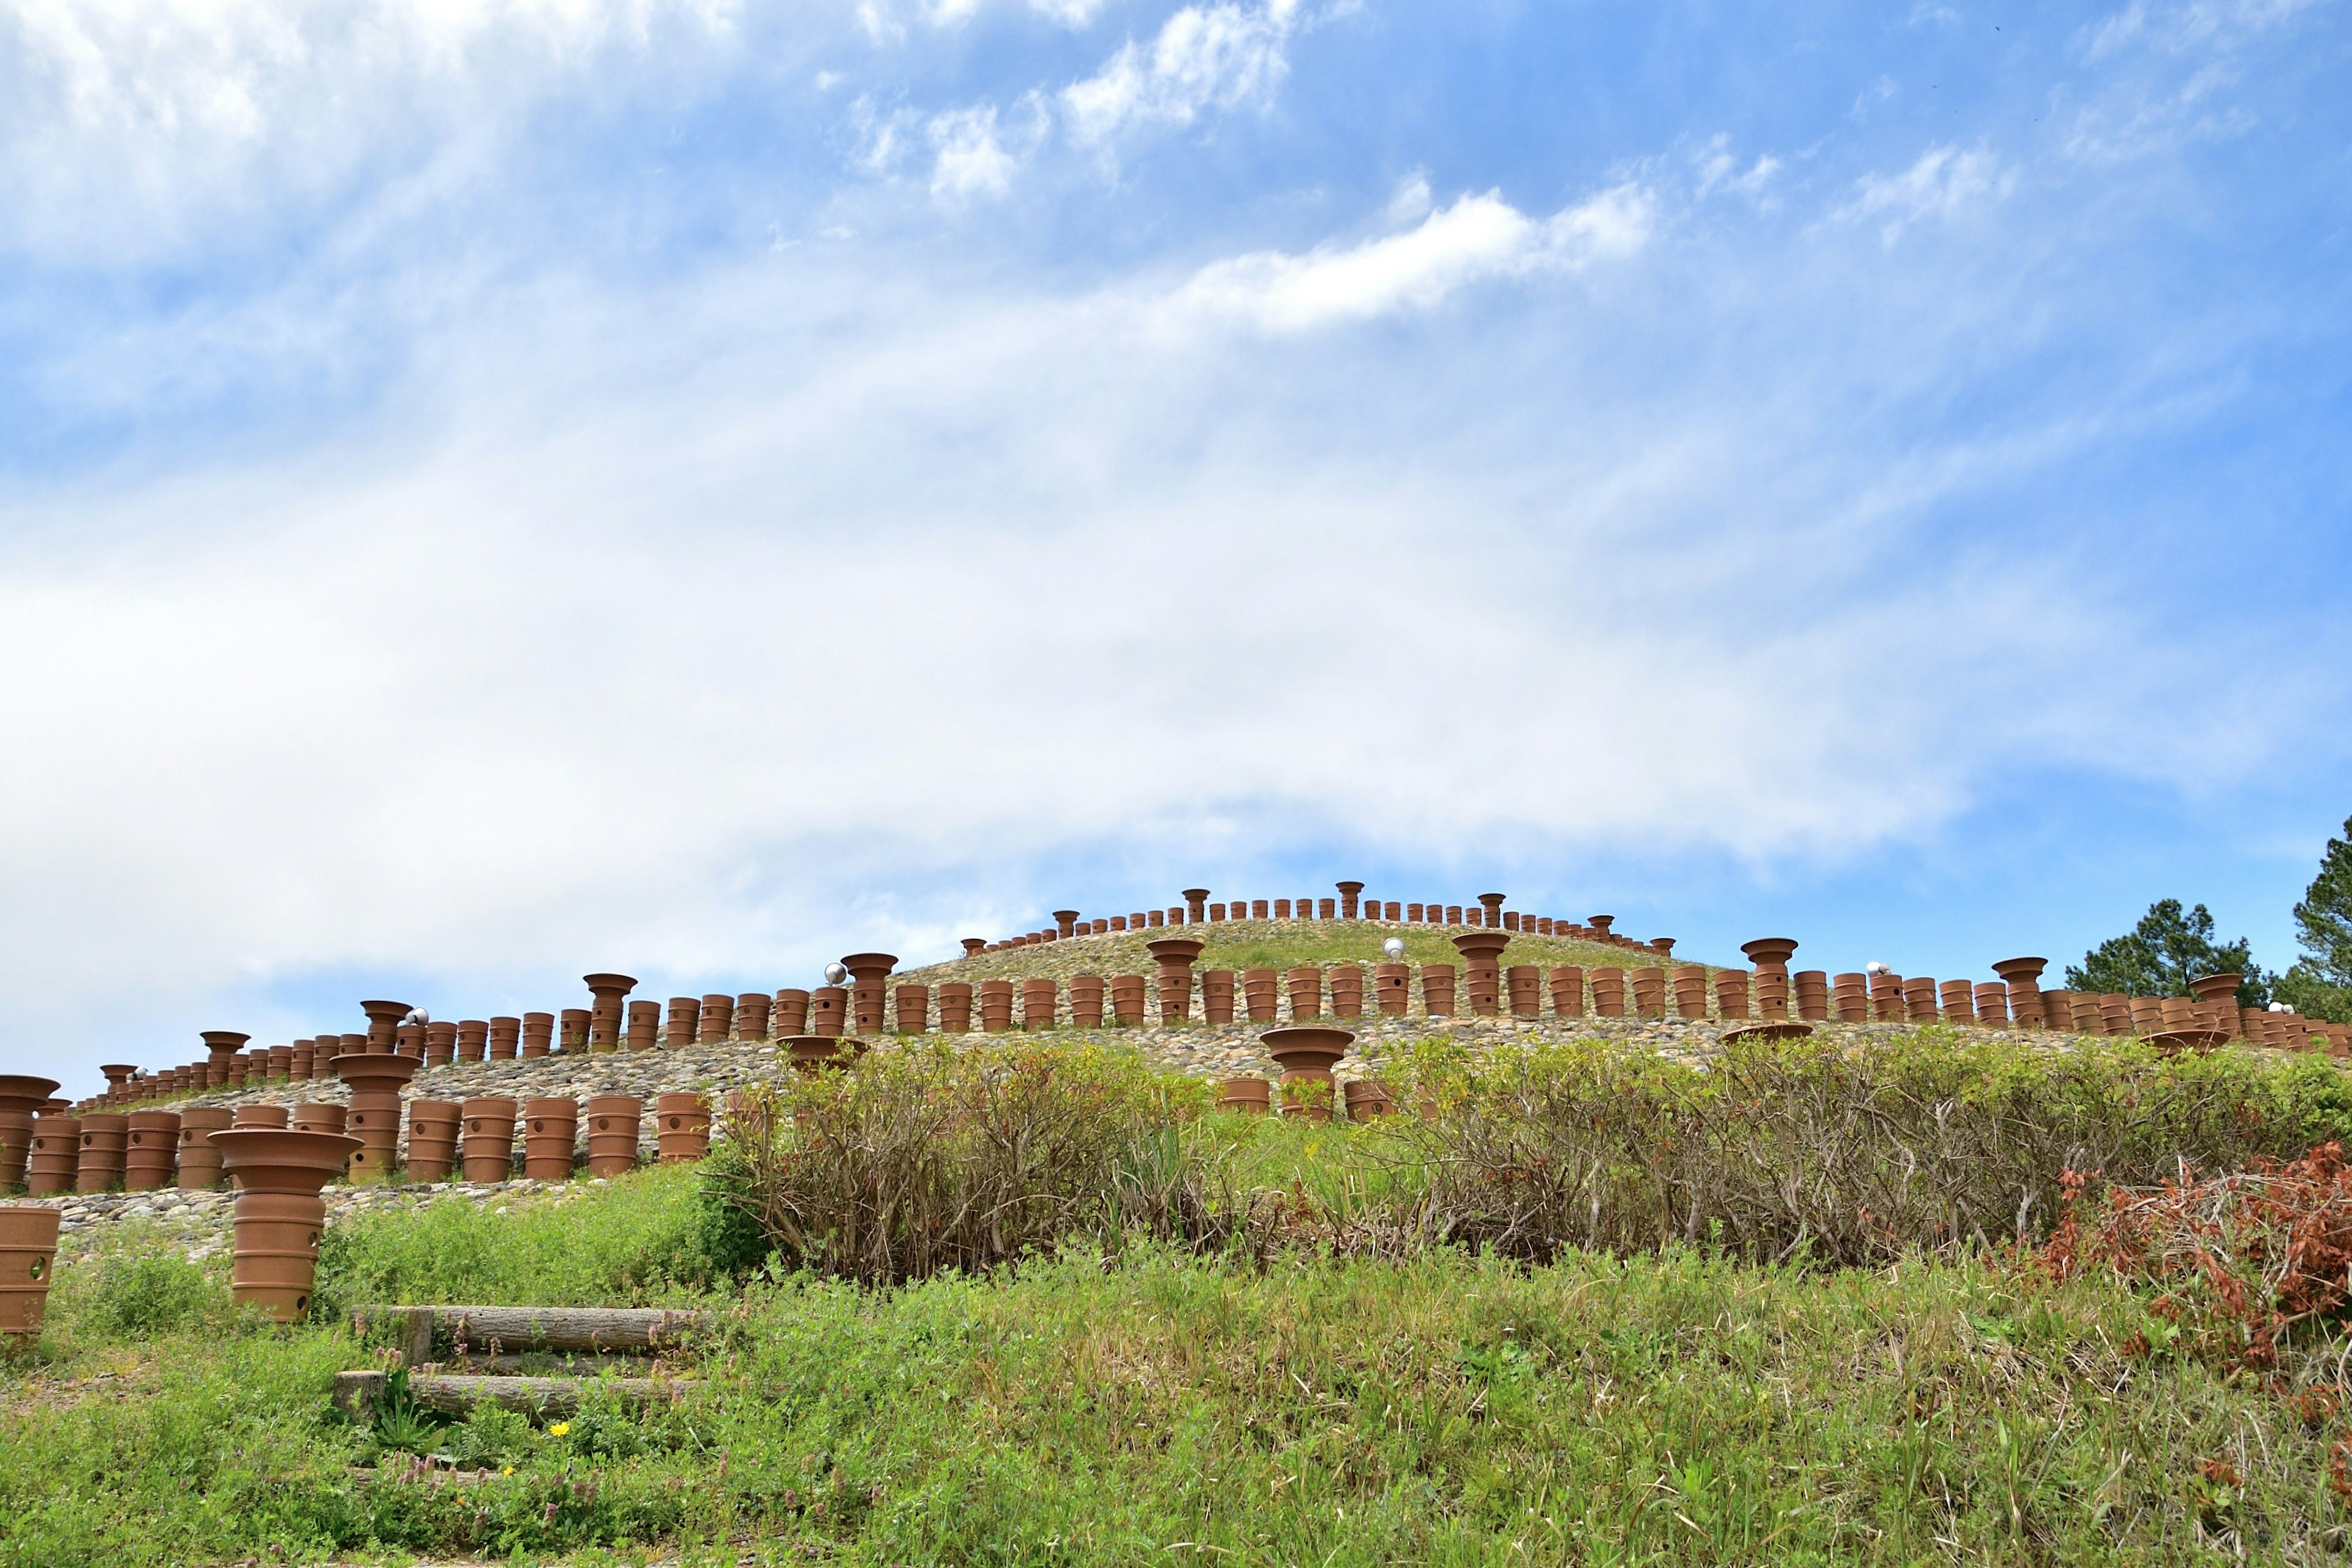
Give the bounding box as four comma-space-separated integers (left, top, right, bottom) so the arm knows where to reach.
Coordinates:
1387, 1028, 2352, 1265
707, 1038, 1215, 1284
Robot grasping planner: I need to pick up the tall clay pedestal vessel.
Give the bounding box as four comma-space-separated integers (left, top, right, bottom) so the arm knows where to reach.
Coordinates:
0, 1076, 59, 1192
2190, 973, 2245, 1037
202, 1030, 251, 1088
1992, 959, 2048, 1028
1262, 1027, 1353, 1124
209, 1128, 361, 1324
840, 954, 899, 1036
1147, 939, 1204, 1025
0, 1205, 62, 1346
582, 973, 638, 1050
333, 1051, 422, 1181
1452, 932, 1511, 1017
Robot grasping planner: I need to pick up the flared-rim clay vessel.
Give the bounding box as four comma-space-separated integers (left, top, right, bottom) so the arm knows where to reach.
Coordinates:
1450, 931, 1510, 964
1739, 938, 1798, 970
358, 1001, 411, 1052
0, 1204, 64, 1343
1722, 1021, 1815, 1046
785, 1034, 867, 1076
1262, 1026, 1352, 1078
1990, 957, 2048, 986
0, 1076, 59, 1192
1145, 938, 1205, 966
331, 1051, 421, 1180
209, 1128, 361, 1324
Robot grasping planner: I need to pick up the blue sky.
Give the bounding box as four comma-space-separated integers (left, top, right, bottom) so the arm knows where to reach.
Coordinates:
1, 0, 2347, 1093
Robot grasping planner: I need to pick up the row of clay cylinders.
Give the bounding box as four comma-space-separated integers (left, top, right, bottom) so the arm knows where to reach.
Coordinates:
439, 1094, 713, 1183
20, 1103, 341, 1196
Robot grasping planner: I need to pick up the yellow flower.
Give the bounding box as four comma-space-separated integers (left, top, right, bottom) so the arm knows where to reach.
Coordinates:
500, 1466, 514, 1477
548, 1422, 571, 1438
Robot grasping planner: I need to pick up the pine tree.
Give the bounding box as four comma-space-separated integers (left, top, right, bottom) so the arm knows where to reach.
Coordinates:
2274, 815, 2352, 1023
2066, 899, 2271, 1007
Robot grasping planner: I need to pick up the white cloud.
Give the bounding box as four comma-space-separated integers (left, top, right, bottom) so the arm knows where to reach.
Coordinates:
1061, 0, 1302, 143
928, 104, 1019, 198
1030, 0, 1108, 22
0, 0, 743, 264
1694, 137, 1779, 203
1837, 144, 2010, 240
1170, 184, 1652, 331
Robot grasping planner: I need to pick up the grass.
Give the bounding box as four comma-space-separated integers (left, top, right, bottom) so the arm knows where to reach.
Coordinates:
894, 916, 1682, 993
6, 1191, 2349, 1563
13, 1033, 2352, 1563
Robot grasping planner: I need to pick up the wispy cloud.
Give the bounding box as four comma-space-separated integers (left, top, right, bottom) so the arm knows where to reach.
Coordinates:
1169, 184, 1652, 330
1061, 0, 1305, 143
1836, 144, 2010, 240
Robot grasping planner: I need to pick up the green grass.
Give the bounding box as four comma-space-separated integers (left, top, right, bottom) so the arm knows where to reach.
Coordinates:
7, 1158, 2352, 1564
895, 916, 1689, 992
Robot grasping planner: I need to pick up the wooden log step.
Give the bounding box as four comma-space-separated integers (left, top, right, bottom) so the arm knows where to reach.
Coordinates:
352, 1305, 713, 1362
332, 1370, 695, 1422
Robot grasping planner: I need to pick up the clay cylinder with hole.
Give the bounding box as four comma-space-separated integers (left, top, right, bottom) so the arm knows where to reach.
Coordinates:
0, 1204, 63, 1344
74, 1112, 127, 1194
655, 1093, 711, 1164
521, 1098, 578, 1182
404, 1099, 462, 1182
461, 1098, 518, 1183
25, 1117, 78, 1197
174, 1107, 232, 1189
584, 1095, 642, 1177
123, 1111, 180, 1191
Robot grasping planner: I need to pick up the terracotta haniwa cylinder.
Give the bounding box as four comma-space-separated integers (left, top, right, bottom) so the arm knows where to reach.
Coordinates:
289, 1103, 346, 1136
1589, 967, 1627, 1019
774, 989, 811, 1038
1201, 970, 1237, 1026
423, 1022, 457, 1066
1506, 965, 1543, 1018
0, 1204, 63, 1345
404, 1100, 462, 1183
558, 1009, 590, 1053
938, 982, 975, 1035
625, 1001, 661, 1051
123, 1111, 181, 1192
75, 1112, 128, 1194
655, 1093, 712, 1164
1940, 980, 1978, 1025
1630, 967, 1668, 1019
1550, 966, 1586, 1018
461, 1098, 519, 1183
209, 1128, 361, 1324
1374, 963, 1411, 1017
175, 1107, 233, 1189
1329, 964, 1366, 1020
895, 984, 931, 1034
1422, 963, 1457, 1017
457, 1020, 489, 1063
1108, 976, 1147, 1027
1793, 970, 1831, 1023
735, 992, 772, 1042
489, 1016, 521, 1061
1022, 977, 1059, 1031
0, 1075, 59, 1192
1673, 965, 1710, 1021
1286, 967, 1323, 1020
1975, 982, 2008, 1025
1343, 1080, 1396, 1121
810, 987, 849, 1039
521, 1012, 554, 1059
978, 980, 1016, 1033
521, 1098, 579, 1182
1241, 969, 1280, 1023
25, 1117, 80, 1197
233, 1104, 289, 1129
1217, 1077, 1272, 1114
584, 1095, 643, 1177
1068, 974, 1107, 1028
334, 1049, 422, 1181
1714, 970, 1752, 1020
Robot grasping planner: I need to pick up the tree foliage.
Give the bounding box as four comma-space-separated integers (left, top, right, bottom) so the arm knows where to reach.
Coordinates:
2275, 815, 2352, 1024
2067, 897, 2270, 1007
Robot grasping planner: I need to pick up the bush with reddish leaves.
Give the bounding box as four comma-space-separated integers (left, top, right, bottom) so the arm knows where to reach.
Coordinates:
2041, 1141, 2352, 1373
